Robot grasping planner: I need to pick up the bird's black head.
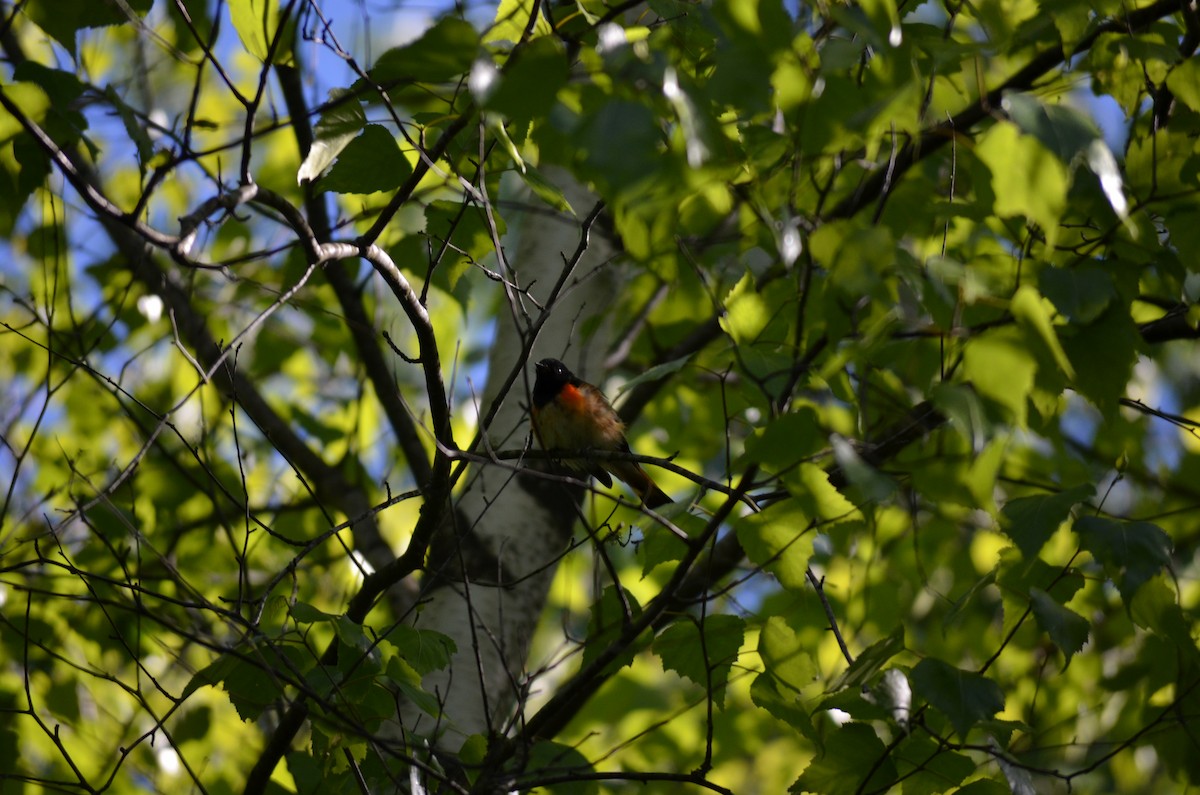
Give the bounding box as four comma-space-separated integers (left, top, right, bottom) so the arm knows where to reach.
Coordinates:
533, 358, 574, 407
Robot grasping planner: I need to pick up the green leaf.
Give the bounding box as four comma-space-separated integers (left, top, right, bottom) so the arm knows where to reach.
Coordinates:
892, 734, 975, 795
297, 90, 366, 185
952, 780, 1013, 795
1010, 284, 1074, 378
784, 463, 861, 524
962, 328, 1037, 426
759, 615, 822, 694
743, 408, 821, 470
23, 0, 153, 54
911, 657, 1005, 739
581, 586, 643, 674
518, 165, 576, 215
1129, 576, 1192, 646
521, 741, 599, 795
945, 568, 998, 628
423, 200, 498, 292
385, 625, 457, 675
385, 658, 444, 718
578, 100, 662, 198
188, 646, 311, 721
1002, 92, 1100, 165
230, 0, 294, 64
750, 673, 820, 744
368, 17, 480, 84
1029, 587, 1089, 667
735, 499, 814, 591
0, 83, 50, 143
653, 615, 745, 706
183, 653, 240, 700
720, 270, 770, 345
485, 0, 553, 45
1166, 57, 1200, 114
830, 434, 897, 503
997, 553, 1084, 643
1000, 484, 1093, 559
614, 354, 692, 397
1075, 515, 1172, 603
831, 626, 905, 691
974, 120, 1068, 247
319, 124, 413, 195
809, 220, 894, 298
792, 722, 897, 795
172, 706, 212, 745
1040, 0, 1092, 50
285, 751, 329, 795
1039, 265, 1115, 324
11, 62, 86, 108
1165, 208, 1200, 270
45, 676, 80, 722
1150, 658, 1200, 783
930, 383, 993, 452
290, 601, 338, 623
1060, 305, 1140, 417
484, 37, 568, 126
641, 511, 705, 575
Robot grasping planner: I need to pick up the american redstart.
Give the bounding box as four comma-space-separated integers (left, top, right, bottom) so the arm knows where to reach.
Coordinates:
531, 358, 672, 508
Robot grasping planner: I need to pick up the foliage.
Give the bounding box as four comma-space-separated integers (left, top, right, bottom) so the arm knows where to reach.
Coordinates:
3, 0, 1200, 793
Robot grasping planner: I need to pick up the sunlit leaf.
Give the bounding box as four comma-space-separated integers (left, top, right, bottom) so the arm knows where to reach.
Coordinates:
1011, 285, 1074, 378
784, 463, 861, 524
720, 270, 770, 345
1166, 57, 1200, 114
975, 121, 1068, 247
735, 499, 814, 590
230, 0, 294, 64
297, 90, 366, 185
962, 329, 1037, 426
760, 615, 822, 693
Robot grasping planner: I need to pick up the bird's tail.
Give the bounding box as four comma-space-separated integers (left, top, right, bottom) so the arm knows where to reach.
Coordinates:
610, 461, 672, 509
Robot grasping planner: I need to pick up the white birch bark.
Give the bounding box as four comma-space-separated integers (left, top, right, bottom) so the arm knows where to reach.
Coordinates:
398, 169, 617, 747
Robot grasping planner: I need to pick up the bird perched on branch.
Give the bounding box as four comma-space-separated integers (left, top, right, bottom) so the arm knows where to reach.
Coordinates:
531, 358, 672, 508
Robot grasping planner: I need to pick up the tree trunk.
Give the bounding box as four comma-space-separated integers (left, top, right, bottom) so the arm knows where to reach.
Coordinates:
397, 170, 617, 746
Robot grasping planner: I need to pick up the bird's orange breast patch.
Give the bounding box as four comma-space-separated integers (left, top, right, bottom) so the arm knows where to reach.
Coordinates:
558, 383, 587, 413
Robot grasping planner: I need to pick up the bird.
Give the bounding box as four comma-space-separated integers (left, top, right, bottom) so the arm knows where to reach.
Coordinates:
531, 358, 672, 508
